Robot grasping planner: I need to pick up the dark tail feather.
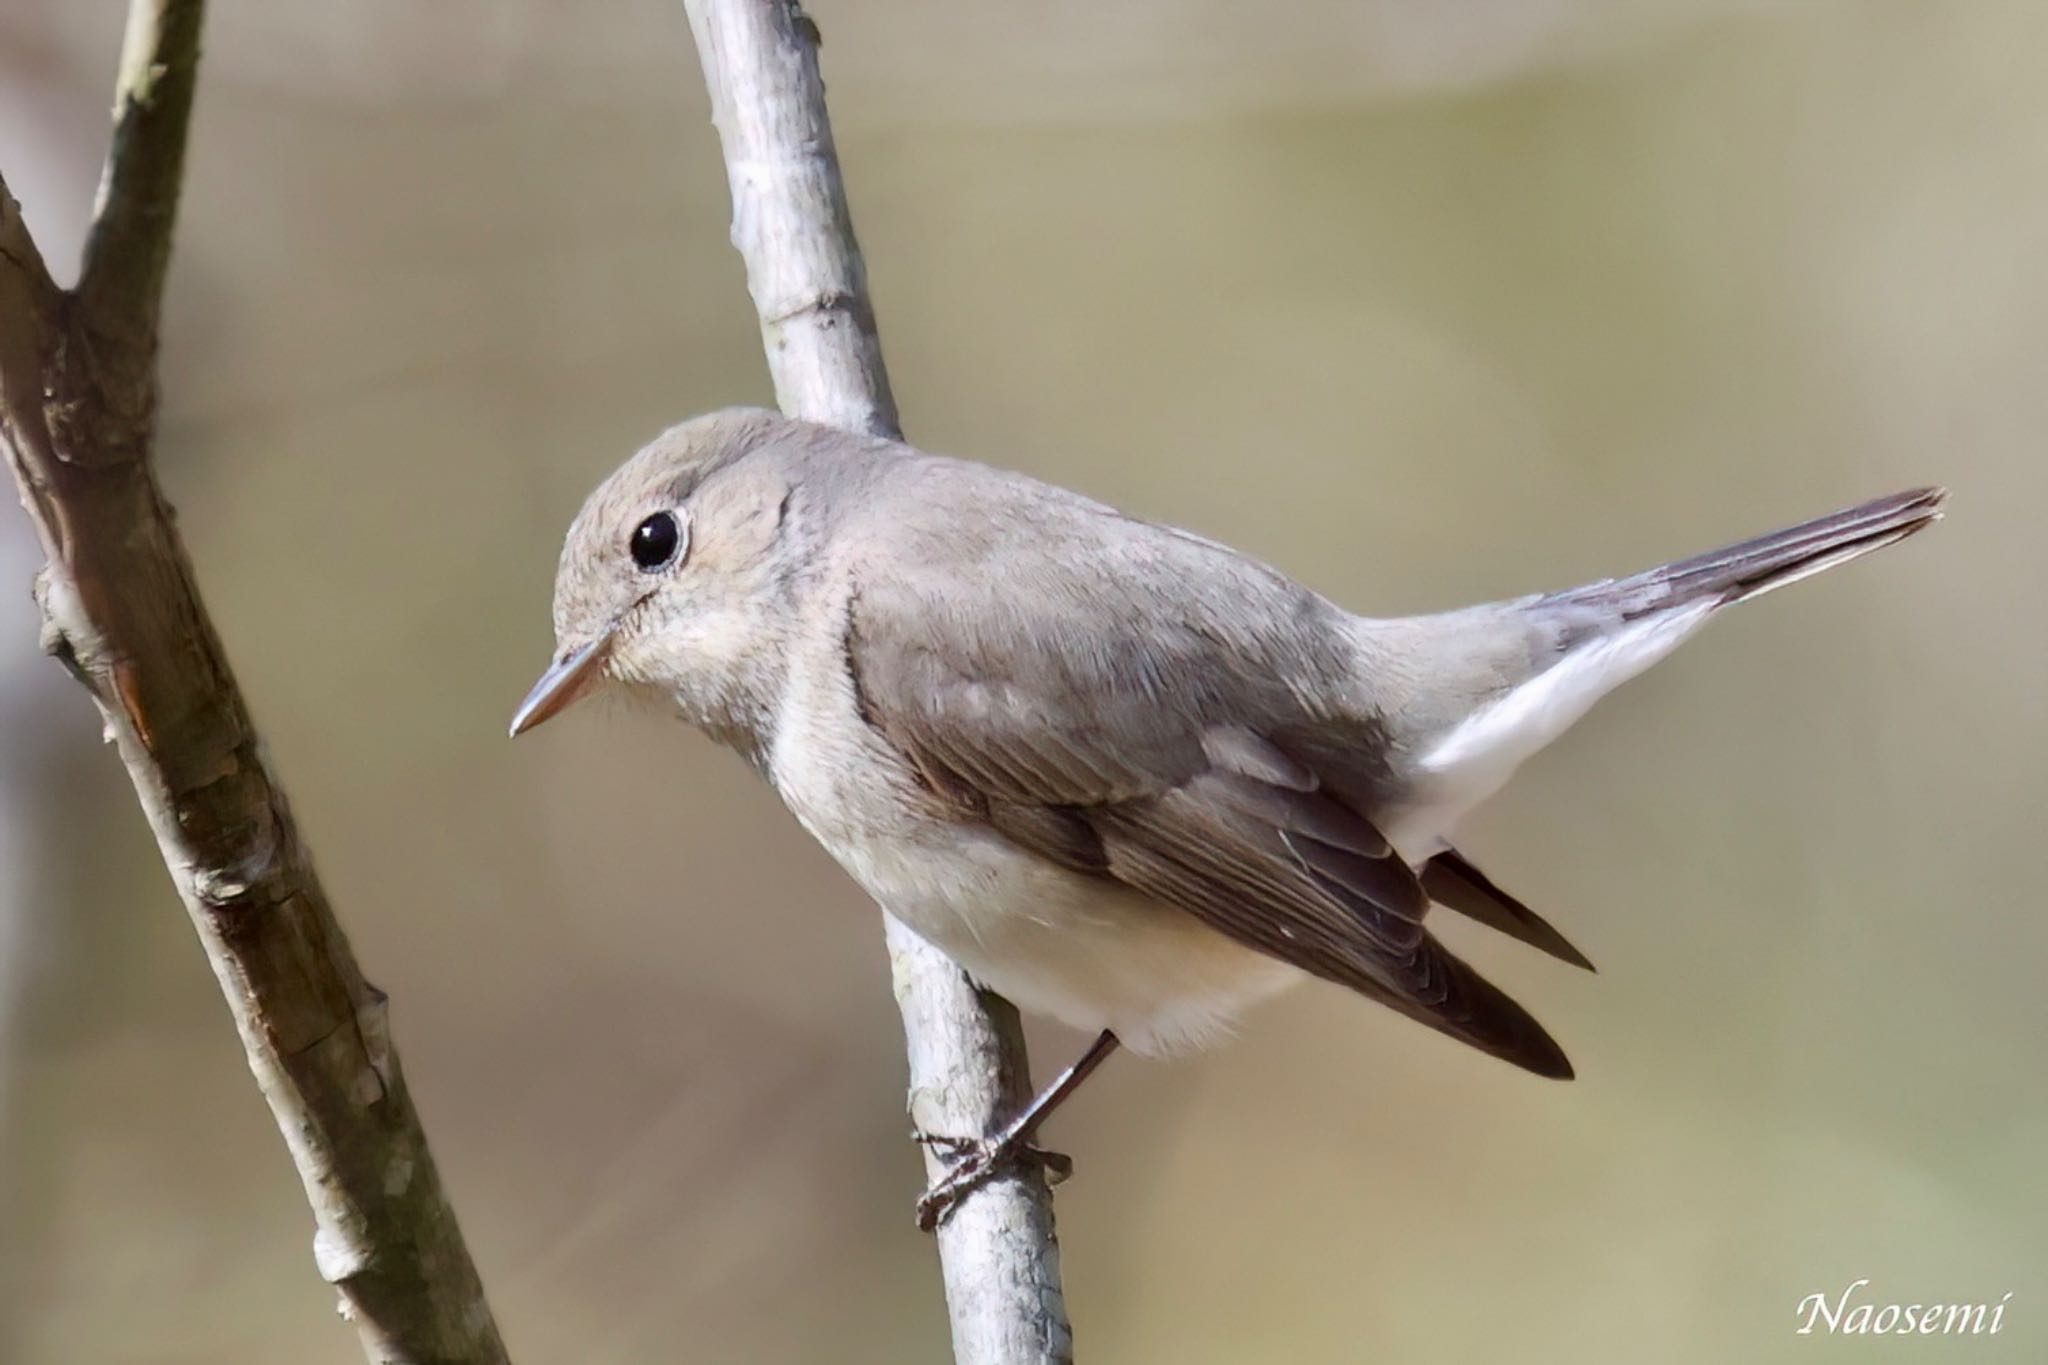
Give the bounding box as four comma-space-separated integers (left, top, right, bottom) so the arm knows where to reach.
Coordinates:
1423, 848, 1594, 972
1549, 486, 1947, 619
1419, 950, 1575, 1080
1339, 936, 1575, 1080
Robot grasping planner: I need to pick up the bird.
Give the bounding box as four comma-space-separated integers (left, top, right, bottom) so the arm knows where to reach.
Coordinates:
511, 407, 1943, 1227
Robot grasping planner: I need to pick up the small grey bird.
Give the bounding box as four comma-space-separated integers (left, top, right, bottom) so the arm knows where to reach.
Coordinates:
513, 408, 1942, 1225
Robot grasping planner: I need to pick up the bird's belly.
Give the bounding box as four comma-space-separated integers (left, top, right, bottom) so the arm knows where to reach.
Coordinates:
767, 654, 1298, 1055
817, 818, 1301, 1057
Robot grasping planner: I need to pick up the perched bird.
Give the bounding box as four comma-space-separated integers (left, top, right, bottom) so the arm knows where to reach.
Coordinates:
512, 408, 1942, 1225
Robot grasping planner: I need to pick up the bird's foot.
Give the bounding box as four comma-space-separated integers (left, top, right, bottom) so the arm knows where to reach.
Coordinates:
911, 1130, 1073, 1231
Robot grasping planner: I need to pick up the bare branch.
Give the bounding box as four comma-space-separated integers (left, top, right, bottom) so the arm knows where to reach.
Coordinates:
680, 2, 1073, 1361
0, 172, 63, 532
0, 7, 510, 1363
682, 0, 899, 441
0, 172, 57, 311
70, 0, 204, 464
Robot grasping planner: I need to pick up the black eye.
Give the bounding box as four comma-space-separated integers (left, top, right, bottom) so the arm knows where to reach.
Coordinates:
629, 511, 683, 571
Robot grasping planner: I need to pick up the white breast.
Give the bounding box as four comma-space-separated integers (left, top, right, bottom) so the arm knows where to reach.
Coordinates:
766, 645, 1299, 1056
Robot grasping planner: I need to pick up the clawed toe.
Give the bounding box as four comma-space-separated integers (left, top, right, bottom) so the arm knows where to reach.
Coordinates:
908, 1032, 1117, 1231
912, 1134, 1073, 1232
911, 1129, 978, 1159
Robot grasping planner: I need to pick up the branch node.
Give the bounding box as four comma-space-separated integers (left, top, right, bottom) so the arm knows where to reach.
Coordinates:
762, 289, 859, 328
314, 1223, 377, 1286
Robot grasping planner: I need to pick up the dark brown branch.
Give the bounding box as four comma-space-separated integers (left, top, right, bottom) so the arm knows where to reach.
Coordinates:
0, 173, 63, 524
0, 5, 508, 1362
69, 0, 205, 466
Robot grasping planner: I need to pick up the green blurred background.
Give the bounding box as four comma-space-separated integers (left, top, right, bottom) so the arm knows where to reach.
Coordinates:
1, 1, 2041, 1361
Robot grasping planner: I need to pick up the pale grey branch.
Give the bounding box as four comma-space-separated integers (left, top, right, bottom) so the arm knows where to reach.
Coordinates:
678, 2, 1074, 1362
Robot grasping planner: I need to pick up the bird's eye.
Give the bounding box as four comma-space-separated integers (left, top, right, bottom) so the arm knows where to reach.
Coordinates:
629, 511, 684, 571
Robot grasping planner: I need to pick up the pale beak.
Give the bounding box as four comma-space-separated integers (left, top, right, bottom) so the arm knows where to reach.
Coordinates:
509, 632, 613, 737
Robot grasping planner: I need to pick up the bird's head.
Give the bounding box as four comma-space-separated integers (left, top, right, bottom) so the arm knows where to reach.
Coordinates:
510, 407, 815, 744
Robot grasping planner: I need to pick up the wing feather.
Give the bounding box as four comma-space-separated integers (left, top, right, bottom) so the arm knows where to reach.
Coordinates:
845, 544, 1572, 1078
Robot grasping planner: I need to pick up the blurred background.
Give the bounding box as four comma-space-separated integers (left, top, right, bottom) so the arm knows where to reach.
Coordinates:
2, 1, 2042, 1360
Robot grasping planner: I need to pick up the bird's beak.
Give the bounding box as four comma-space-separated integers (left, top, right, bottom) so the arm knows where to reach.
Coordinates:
509, 632, 613, 737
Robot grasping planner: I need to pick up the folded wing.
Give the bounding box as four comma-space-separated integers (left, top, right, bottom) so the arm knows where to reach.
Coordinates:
845, 533, 1573, 1078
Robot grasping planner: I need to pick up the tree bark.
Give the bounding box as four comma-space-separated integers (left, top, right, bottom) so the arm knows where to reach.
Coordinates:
678, 3, 1075, 1362
0, 4, 508, 1362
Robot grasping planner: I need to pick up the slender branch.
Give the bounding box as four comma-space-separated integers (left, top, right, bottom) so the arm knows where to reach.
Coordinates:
70, 0, 205, 468
0, 172, 57, 314
679, 2, 1073, 1361
0, 173, 62, 515
0, 5, 509, 1362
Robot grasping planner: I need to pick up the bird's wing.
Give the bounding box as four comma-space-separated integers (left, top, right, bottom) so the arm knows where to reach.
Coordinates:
1421, 848, 1594, 971
843, 503, 1570, 1077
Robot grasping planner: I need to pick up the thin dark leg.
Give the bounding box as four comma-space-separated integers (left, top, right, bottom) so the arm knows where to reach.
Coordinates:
996, 1029, 1120, 1149
914, 1030, 1122, 1231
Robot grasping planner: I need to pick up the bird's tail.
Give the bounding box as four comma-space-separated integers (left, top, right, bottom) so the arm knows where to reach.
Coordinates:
1401, 486, 1945, 969
1542, 486, 1947, 619
1407, 485, 1947, 807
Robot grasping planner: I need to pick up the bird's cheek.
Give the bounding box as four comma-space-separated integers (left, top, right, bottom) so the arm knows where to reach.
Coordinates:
603, 636, 657, 689
609, 611, 701, 691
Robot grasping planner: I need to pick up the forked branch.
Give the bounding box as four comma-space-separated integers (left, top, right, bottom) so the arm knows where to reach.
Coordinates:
0, 3, 508, 1361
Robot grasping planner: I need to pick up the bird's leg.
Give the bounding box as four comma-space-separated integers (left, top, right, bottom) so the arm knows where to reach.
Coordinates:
914, 1029, 1121, 1231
